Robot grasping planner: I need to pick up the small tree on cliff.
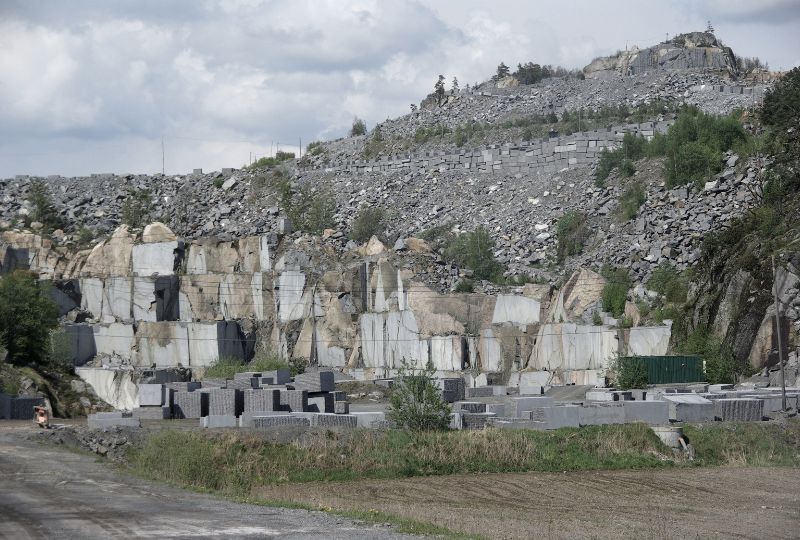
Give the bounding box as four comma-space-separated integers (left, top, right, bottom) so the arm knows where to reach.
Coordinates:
0, 270, 59, 366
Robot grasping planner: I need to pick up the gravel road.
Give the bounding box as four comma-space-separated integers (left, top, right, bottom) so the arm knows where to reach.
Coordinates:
0, 424, 412, 539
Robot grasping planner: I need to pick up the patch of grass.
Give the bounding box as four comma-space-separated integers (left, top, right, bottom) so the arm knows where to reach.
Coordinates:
684, 421, 800, 467
647, 263, 688, 303
444, 228, 503, 281
600, 266, 631, 318
127, 424, 676, 497
556, 211, 588, 261
203, 351, 290, 380
616, 180, 646, 221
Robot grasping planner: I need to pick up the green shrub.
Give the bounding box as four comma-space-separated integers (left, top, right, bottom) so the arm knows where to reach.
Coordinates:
665, 140, 719, 187
592, 311, 602, 325
610, 355, 649, 389
620, 159, 636, 177
388, 360, 451, 431
350, 117, 367, 137
306, 141, 325, 156
454, 127, 466, 147
248, 152, 295, 170
0, 271, 59, 366
444, 228, 502, 281
677, 327, 739, 384
213, 178, 224, 188
454, 279, 474, 293
647, 263, 688, 303
121, 188, 152, 228
601, 267, 631, 318
77, 226, 94, 246
761, 66, 800, 133
556, 211, 588, 261
27, 179, 64, 232
350, 207, 386, 243
616, 180, 646, 221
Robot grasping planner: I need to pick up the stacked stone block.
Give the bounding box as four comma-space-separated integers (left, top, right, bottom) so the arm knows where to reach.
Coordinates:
173, 391, 208, 419
207, 389, 243, 416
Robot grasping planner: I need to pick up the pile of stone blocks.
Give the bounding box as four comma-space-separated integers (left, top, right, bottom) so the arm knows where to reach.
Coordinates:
206, 388, 244, 416
622, 401, 669, 425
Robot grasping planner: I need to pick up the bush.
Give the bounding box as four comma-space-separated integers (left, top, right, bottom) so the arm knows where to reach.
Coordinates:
350, 117, 367, 137
601, 266, 631, 318
388, 359, 451, 431
610, 355, 649, 390
761, 66, 800, 133
556, 211, 588, 261
204, 350, 293, 380
350, 206, 386, 243
27, 179, 64, 232
592, 311, 602, 325
616, 180, 646, 221
647, 263, 688, 303
121, 188, 152, 228
306, 141, 325, 156
275, 176, 337, 235
454, 279, 474, 293
0, 271, 59, 366
248, 152, 295, 170
444, 228, 502, 281
677, 328, 739, 384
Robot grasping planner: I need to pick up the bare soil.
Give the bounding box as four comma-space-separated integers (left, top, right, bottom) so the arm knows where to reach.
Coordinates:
258, 466, 800, 539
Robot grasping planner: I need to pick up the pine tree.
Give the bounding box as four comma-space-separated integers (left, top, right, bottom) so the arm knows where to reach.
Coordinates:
451, 76, 459, 95
434, 75, 446, 104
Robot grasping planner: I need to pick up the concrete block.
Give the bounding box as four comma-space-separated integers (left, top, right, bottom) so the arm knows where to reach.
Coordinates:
578, 404, 625, 426
661, 394, 715, 422
87, 414, 141, 429
262, 368, 291, 385
714, 399, 764, 421
200, 415, 237, 428
623, 401, 669, 425
512, 396, 554, 417
137, 384, 165, 407
528, 405, 580, 429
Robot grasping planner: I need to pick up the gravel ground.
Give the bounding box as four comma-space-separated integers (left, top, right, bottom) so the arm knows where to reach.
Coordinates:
0, 423, 414, 539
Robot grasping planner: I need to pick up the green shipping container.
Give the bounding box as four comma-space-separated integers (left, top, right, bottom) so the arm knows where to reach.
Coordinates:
625, 356, 704, 385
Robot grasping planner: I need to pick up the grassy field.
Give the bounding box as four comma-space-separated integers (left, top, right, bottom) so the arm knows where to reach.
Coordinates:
126, 421, 800, 537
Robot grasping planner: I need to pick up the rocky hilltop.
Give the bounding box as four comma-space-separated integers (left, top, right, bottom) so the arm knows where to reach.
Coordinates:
583, 31, 738, 78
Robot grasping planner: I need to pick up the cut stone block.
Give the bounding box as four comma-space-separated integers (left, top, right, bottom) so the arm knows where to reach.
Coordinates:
173, 391, 208, 419
512, 396, 554, 417
137, 384, 165, 407
207, 389, 243, 416
527, 405, 580, 429
313, 413, 358, 428
87, 414, 141, 429
239, 410, 288, 427
622, 401, 669, 425
437, 378, 465, 403
485, 403, 506, 416
292, 371, 334, 392
132, 406, 171, 420
252, 415, 310, 429
282, 389, 308, 412
661, 394, 715, 422
714, 398, 764, 422
243, 389, 281, 412
200, 415, 237, 428
165, 381, 201, 392
334, 401, 350, 414
461, 412, 496, 430
455, 401, 487, 413
307, 393, 335, 413
578, 404, 625, 425
519, 385, 543, 396
351, 411, 388, 428
200, 378, 226, 389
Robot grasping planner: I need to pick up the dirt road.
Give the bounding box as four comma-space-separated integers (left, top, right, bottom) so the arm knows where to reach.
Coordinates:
0, 424, 410, 539
260, 466, 800, 539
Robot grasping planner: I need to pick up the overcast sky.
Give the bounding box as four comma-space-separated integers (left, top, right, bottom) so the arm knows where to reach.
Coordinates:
1, 0, 798, 178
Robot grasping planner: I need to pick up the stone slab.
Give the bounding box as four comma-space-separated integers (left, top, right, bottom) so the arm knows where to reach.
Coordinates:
714, 398, 764, 422
622, 401, 669, 425
200, 415, 238, 428
578, 403, 625, 425
661, 394, 715, 422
